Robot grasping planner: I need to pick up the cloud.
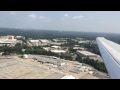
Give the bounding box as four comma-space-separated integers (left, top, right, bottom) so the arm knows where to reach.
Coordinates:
64, 14, 69, 17
10, 11, 16, 15
28, 14, 47, 20
28, 14, 37, 19
39, 16, 46, 19
73, 15, 84, 19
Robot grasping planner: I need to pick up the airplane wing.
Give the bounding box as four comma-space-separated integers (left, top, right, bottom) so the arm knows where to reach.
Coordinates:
96, 37, 120, 79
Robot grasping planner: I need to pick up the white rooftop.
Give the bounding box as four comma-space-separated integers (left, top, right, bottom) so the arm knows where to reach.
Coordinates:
51, 50, 66, 53
61, 75, 76, 79
29, 40, 39, 42
77, 50, 97, 56
51, 46, 61, 48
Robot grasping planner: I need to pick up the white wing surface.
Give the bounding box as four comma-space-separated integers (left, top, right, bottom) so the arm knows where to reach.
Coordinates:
96, 37, 120, 79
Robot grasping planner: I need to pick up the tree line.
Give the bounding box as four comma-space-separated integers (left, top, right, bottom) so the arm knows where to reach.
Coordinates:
76, 54, 107, 73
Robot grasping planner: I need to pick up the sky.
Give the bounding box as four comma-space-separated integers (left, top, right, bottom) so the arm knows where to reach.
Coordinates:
0, 11, 120, 33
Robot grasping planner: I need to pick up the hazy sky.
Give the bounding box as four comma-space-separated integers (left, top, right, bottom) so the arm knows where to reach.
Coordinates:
0, 11, 120, 33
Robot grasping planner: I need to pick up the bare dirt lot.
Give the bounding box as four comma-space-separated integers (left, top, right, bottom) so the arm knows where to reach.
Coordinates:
0, 56, 66, 79
0, 55, 107, 79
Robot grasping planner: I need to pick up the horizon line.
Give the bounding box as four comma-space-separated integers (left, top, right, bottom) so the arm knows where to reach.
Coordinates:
0, 27, 119, 34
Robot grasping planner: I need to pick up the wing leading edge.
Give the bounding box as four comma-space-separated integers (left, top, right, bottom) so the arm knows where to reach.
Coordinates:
96, 37, 120, 79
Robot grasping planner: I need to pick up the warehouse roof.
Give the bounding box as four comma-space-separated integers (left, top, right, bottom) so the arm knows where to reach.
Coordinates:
77, 50, 98, 57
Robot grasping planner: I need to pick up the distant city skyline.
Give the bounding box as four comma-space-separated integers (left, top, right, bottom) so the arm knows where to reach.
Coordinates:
0, 11, 120, 33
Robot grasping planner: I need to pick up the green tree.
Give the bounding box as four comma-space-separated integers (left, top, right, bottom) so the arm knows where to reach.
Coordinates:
76, 55, 107, 73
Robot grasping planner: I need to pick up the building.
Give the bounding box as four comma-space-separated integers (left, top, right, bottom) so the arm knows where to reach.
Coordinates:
27, 39, 41, 46
16, 40, 23, 44
78, 40, 91, 44
23, 54, 28, 59
73, 47, 84, 50
51, 46, 61, 49
0, 35, 17, 46
89, 56, 103, 62
74, 45, 80, 47
0, 35, 16, 42
53, 39, 59, 42
40, 39, 50, 43
29, 40, 40, 46
77, 50, 103, 62
27, 39, 51, 46
61, 74, 76, 79
76, 38, 84, 40
15, 36, 25, 40
42, 47, 51, 51
53, 39, 67, 42
77, 50, 98, 57
51, 50, 66, 54
35, 56, 65, 66
50, 42, 63, 46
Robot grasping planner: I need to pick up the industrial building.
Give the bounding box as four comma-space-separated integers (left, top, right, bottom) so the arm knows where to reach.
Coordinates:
33, 56, 65, 66
40, 39, 51, 43
78, 40, 91, 44
51, 50, 66, 54
51, 46, 61, 49
15, 36, 25, 40
77, 50, 103, 62
73, 47, 85, 50
27, 39, 51, 46
0, 35, 15, 41
27, 39, 41, 46
0, 35, 17, 46
77, 50, 99, 57
50, 42, 63, 46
